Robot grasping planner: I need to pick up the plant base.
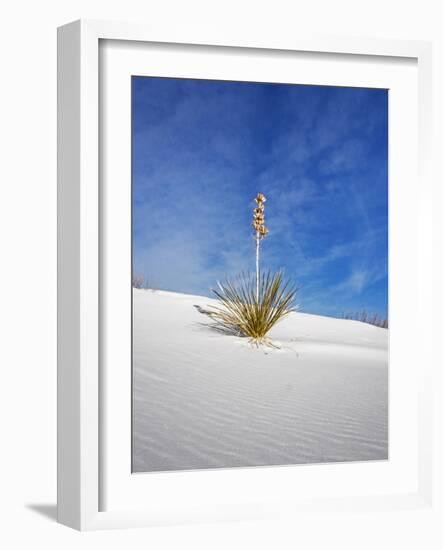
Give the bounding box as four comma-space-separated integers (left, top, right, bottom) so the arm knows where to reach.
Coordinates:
248, 336, 280, 349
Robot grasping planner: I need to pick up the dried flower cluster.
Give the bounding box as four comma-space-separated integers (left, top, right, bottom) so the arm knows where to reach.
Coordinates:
252, 193, 269, 239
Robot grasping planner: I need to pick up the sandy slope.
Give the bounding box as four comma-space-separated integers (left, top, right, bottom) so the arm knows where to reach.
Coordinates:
132, 288, 388, 472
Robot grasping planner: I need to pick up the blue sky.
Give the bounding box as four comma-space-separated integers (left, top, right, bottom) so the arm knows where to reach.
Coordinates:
132, 77, 388, 318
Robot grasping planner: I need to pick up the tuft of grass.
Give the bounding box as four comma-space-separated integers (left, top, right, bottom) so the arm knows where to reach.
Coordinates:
132, 274, 145, 289
207, 270, 298, 347
342, 311, 388, 329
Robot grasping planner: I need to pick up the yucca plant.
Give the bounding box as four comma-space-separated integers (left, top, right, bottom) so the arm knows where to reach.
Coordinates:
208, 270, 297, 346
207, 194, 297, 347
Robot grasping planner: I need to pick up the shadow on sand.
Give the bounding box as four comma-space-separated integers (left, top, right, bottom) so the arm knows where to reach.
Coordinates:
193, 304, 245, 337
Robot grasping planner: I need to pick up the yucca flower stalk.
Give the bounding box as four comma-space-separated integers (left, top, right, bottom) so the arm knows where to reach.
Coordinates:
253, 193, 269, 302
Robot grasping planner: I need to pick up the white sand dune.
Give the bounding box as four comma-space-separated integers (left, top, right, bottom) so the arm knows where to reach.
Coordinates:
132, 288, 388, 473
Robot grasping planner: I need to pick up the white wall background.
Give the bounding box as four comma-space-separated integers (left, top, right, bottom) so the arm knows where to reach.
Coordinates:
0, 1, 442, 548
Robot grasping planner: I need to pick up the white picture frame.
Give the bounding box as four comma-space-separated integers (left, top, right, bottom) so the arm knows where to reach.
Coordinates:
57, 19, 434, 531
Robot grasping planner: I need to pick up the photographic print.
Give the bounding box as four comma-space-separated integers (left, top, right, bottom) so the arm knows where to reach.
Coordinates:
131, 76, 388, 473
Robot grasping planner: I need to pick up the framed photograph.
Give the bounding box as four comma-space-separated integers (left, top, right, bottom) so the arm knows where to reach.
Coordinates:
57, 19, 433, 530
